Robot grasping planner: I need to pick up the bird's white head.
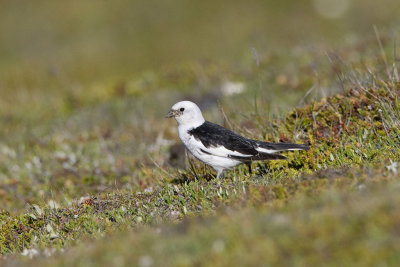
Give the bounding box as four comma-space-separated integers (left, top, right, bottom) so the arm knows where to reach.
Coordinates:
165, 101, 205, 128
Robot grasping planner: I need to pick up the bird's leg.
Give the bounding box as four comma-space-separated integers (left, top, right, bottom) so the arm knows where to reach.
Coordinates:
216, 169, 224, 179
257, 162, 269, 176
246, 162, 253, 176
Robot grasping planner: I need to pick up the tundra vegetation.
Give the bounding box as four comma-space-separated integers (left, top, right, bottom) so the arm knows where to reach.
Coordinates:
1, 0, 400, 266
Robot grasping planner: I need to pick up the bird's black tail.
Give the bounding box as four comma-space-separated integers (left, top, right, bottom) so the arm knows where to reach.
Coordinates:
228, 140, 308, 163
254, 141, 310, 153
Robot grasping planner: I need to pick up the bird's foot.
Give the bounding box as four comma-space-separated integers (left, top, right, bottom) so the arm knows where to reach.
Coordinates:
256, 163, 269, 176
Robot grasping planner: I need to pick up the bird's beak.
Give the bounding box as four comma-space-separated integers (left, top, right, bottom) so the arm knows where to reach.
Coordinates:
165, 109, 179, 118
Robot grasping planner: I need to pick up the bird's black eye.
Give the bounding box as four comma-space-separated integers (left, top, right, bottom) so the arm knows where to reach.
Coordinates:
180, 108, 185, 112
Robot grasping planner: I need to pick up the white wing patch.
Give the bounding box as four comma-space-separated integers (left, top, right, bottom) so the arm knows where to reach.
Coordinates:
200, 144, 253, 158
256, 146, 303, 154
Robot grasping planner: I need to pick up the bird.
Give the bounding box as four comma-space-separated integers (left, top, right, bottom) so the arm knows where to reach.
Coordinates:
165, 101, 309, 179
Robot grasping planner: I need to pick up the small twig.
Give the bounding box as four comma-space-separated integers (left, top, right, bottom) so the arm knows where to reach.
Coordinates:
298, 84, 316, 106
251, 46, 260, 67
374, 25, 392, 80
325, 51, 346, 93
186, 150, 200, 180
217, 101, 234, 130
148, 155, 175, 179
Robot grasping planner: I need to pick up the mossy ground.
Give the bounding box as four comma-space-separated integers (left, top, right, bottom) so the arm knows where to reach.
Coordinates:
1, 1, 400, 266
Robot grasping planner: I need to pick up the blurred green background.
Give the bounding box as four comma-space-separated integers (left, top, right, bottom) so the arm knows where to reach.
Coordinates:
1, 0, 399, 133
1, 0, 399, 80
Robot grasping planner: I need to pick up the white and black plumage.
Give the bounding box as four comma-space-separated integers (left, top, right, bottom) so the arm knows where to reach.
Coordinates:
165, 101, 309, 178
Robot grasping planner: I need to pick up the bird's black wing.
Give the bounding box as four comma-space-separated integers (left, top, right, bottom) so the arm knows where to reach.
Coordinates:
188, 121, 257, 155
